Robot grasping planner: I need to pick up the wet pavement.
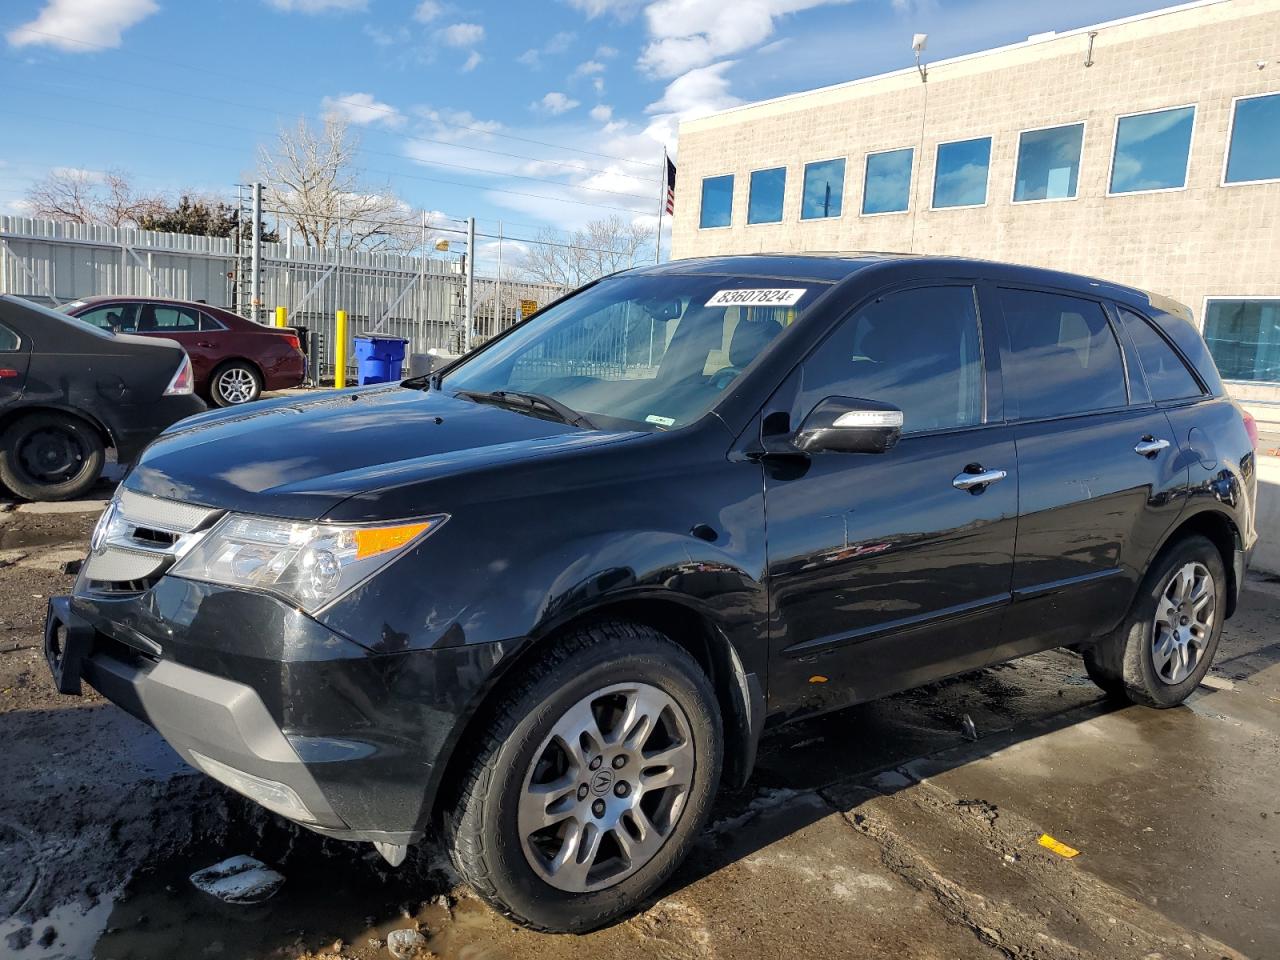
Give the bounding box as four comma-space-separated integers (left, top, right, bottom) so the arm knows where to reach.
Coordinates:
1, 489, 1278, 959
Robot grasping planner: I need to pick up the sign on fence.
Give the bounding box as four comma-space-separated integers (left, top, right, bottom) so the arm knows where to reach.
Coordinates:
520, 299, 538, 319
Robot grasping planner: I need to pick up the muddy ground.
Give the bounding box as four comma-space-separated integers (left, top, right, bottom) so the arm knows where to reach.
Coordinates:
1, 487, 1278, 960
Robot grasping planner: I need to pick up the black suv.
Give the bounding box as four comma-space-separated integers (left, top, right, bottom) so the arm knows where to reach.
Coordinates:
45, 255, 1256, 932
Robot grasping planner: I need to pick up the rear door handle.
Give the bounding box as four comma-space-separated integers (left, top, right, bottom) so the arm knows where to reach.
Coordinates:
952, 468, 1008, 491
196, 340, 216, 348
1134, 437, 1170, 457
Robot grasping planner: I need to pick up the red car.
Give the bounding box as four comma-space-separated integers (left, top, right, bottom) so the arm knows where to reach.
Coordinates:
60, 296, 306, 406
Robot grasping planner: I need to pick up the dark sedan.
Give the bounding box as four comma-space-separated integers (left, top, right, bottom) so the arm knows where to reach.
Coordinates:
60, 296, 306, 407
0, 295, 205, 500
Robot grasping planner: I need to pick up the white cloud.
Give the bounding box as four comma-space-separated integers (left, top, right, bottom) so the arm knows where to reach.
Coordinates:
645, 60, 741, 119
461, 50, 482, 72
517, 31, 576, 69
593, 76, 605, 93
7, 0, 159, 51
639, 0, 849, 78
437, 21, 484, 47
595, 44, 619, 59
590, 104, 614, 123
413, 0, 443, 21
322, 92, 405, 128
564, 0, 646, 19
364, 23, 410, 46
573, 59, 606, 76
264, 0, 367, 11
535, 92, 581, 115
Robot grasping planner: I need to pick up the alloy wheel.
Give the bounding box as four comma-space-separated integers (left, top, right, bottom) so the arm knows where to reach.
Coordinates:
518, 681, 695, 893
1152, 561, 1215, 685
217, 367, 257, 404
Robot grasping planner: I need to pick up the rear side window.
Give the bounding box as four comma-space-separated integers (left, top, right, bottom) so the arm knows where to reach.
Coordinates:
999, 289, 1127, 420
138, 304, 200, 331
1118, 307, 1202, 401
0, 322, 19, 351
800, 285, 984, 434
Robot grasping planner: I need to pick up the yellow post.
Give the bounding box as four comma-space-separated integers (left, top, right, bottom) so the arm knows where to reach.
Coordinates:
274, 306, 287, 328
335, 310, 348, 388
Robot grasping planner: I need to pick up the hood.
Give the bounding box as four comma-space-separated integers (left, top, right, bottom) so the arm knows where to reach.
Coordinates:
124, 385, 640, 519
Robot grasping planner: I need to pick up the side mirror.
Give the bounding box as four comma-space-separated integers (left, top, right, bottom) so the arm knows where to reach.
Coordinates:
793, 397, 903, 454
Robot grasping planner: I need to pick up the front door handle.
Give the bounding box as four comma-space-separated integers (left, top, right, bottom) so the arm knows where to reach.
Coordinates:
1134, 437, 1170, 457
952, 467, 1008, 491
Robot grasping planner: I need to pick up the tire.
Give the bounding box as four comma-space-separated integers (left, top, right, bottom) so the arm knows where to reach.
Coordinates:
444, 621, 723, 933
1082, 534, 1226, 708
0, 412, 105, 502
210, 361, 262, 407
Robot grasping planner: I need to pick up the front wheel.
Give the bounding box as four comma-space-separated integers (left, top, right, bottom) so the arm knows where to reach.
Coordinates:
0, 412, 105, 501
444, 622, 723, 932
210, 361, 262, 407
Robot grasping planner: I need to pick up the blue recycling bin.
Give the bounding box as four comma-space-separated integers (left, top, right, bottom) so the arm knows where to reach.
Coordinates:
354, 336, 409, 385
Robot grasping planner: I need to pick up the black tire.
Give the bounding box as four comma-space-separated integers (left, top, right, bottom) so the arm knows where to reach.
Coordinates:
0, 412, 105, 502
1082, 534, 1226, 708
444, 621, 723, 933
209, 361, 262, 407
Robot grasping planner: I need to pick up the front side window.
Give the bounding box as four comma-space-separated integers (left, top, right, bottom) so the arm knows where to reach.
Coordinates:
1013, 122, 1084, 202
798, 286, 984, 434
801, 158, 845, 219
862, 148, 913, 215
747, 167, 786, 224
73, 303, 138, 332
699, 174, 734, 228
933, 137, 992, 208
1118, 307, 1201, 401
999, 289, 1127, 419
1203, 298, 1280, 383
1110, 106, 1195, 194
1225, 93, 1280, 184
444, 274, 824, 430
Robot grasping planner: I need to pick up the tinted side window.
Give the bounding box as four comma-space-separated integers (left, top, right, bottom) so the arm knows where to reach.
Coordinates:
999, 289, 1127, 419
138, 304, 199, 331
199, 312, 226, 332
800, 286, 983, 434
1118, 307, 1202, 401
0, 322, 19, 351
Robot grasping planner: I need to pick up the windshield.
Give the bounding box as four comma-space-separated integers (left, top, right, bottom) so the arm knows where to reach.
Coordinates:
443, 275, 824, 430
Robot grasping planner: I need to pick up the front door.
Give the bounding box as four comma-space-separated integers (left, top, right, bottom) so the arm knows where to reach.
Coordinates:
762, 284, 1018, 716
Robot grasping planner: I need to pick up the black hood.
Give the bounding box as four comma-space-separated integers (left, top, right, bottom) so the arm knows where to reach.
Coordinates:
124, 386, 640, 519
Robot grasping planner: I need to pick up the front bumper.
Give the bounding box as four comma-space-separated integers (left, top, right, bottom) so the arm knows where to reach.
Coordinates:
44, 581, 506, 845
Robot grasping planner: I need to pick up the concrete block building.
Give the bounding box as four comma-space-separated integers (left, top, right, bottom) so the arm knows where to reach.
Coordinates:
670, 0, 1280, 402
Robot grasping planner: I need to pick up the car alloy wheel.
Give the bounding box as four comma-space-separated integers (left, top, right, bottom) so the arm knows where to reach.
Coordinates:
216, 367, 258, 405
517, 681, 695, 893
1151, 560, 1215, 685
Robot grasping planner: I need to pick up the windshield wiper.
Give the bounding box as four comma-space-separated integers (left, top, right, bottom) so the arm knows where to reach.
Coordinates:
455, 389, 597, 429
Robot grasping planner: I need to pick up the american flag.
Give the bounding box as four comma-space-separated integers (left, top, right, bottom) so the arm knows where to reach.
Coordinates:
663, 155, 677, 215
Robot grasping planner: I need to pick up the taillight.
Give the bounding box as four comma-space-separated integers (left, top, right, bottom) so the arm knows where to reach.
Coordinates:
284, 334, 300, 351
164, 355, 194, 396
1243, 410, 1259, 451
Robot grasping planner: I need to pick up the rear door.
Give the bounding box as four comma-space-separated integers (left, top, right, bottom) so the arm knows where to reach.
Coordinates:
989, 286, 1186, 660
0, 319, 30, 407
763, 283, 1019, 713
137, 303, 216, 382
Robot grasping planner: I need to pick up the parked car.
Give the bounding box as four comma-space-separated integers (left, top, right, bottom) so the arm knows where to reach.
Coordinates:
44, 255, 1256, 932
0, 295, 205, 501
60, 296, 306, 407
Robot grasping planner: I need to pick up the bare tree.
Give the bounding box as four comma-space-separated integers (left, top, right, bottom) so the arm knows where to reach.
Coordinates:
520, 215, 656, 288
257, 118, 416, 251
24, 168, 164, 226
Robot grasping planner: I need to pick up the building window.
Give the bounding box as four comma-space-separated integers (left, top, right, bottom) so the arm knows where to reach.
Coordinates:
801, 158, 845, 220
932, 137, 992, 209
747, 166, 786, 224
1109, 105, 1195, 194
699, 174, 734, 228
1013, 122, 1084, 202
863, 148, 913, 215
1203, 298, 1280, 383
1224, 93, 1280, 185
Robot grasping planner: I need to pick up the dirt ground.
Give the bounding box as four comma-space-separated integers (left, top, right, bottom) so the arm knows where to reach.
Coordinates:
2, 487, 1278, 960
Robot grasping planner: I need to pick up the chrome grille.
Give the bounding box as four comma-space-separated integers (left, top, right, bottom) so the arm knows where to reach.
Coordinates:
81, 492, 222, 592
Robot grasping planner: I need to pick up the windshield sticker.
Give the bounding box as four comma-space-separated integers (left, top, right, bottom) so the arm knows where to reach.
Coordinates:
645, 414, 676, 427
705, 288, 807, 308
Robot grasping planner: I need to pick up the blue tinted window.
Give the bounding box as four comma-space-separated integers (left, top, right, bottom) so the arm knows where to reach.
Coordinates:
747, 167, 786, 224
1204, 299, 1280, 382
801, 158, 845, 219
933, 137, 991, 208
699, 174, 734, 228
1110, 106, 1195, 193
1225, 93, 1280, 184
1013, 123, 1084, 201
863, 148, 913, 214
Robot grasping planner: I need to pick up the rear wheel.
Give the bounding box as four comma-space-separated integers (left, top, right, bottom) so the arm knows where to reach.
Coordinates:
0, 412, 105, 501
210, 361, 262, 407
1082, 534, 1225, 707
444, 622, 722, 932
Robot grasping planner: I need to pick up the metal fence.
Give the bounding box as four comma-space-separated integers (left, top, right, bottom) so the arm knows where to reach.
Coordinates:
0, 215, 568, 379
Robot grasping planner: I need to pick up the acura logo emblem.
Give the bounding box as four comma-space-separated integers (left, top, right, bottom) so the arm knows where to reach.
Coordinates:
591, 770, 614, 796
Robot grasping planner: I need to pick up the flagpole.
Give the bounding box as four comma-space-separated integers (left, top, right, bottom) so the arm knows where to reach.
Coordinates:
655, 146, 666, 264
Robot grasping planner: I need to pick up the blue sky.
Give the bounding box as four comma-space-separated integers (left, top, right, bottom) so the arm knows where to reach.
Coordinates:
0, 0, 1181, 259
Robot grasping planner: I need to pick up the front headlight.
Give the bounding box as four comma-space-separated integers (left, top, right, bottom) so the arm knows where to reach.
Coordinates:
170, 513, 446, 612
